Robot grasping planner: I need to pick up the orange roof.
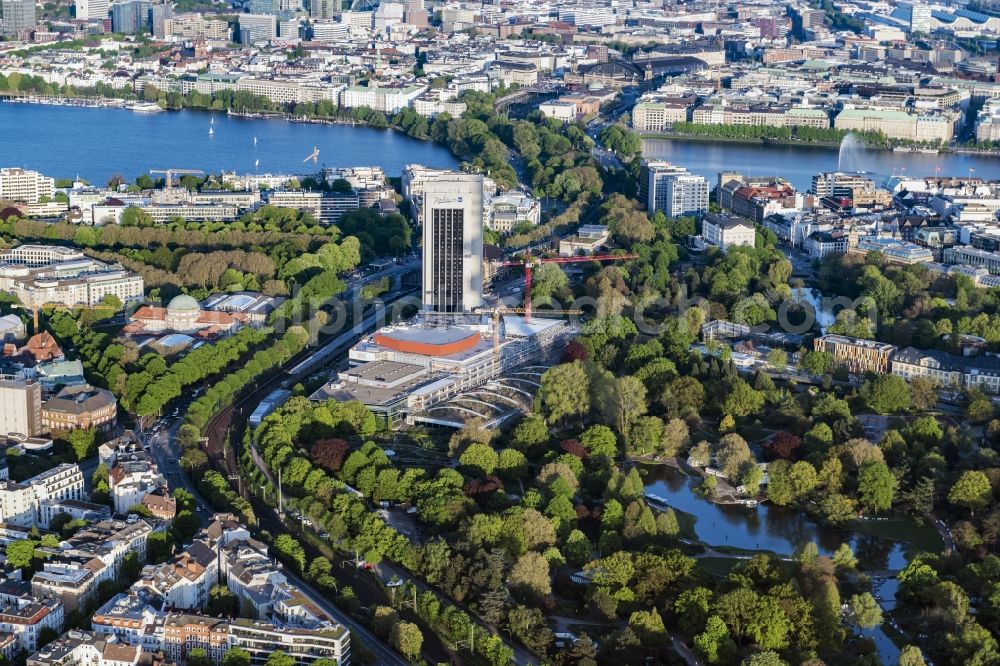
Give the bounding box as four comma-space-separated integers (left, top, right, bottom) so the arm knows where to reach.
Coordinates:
131, 306, 167, 321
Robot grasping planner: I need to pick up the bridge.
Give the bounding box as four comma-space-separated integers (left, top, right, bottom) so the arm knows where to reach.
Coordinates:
494, 85, 561, 113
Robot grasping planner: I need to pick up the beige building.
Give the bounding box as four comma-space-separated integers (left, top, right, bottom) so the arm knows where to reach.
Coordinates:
0, 169, 54, 205
164, 14, 229, 39
632, 101, 691, 132
0, 378, 41, 436
814, 334, 896, 374
702, 213, 756, 251
41, 384, 117, 432
834, 109, 955, 143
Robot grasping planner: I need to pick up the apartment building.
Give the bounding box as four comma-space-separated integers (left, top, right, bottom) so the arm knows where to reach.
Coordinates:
641, 160, 709, 218
30, 560, 103, 613
108, 451, 166, 515
92, 594, 163, 654
814, 334, 896, 374
229, 619, 350, 666
0, 170, 54, 205
0, 597, 63, 653
92, 513, 350, 665
62, 518, 153, 578
27, 630, 148, 666
0, 462, 87, 528
163, 614, 229, 664
131, 539, 218, 610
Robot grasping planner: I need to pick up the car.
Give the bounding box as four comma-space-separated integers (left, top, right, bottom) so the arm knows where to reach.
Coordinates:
319, 532, 330, 540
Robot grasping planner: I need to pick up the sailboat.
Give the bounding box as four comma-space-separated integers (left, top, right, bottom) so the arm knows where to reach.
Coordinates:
209, 126, 214, 136
253, 136, 258, 145
255, 158, 260, 169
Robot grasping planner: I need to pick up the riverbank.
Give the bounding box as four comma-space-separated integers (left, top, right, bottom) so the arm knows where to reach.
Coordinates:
640, 131, 842, 150
640, 131, 1000, 157
1, 93, 381, 129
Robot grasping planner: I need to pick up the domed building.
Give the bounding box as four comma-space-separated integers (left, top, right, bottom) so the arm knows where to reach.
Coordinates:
125, 294, 242, 337
163, 295, 202, 331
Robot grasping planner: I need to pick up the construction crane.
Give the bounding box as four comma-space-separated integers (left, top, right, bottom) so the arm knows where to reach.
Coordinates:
303, 146, 320, 164
478, 306, 582, 358
149, 169, 205, 189
15, 302, 119, 331
492, 252, 639, 322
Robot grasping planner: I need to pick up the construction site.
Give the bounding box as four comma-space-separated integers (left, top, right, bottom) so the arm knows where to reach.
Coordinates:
309, 312, 573, 429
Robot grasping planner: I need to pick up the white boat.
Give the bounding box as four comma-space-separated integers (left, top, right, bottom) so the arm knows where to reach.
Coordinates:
209, 127, 214, 136
644, 492, 671, 507
126, 102, 163, 113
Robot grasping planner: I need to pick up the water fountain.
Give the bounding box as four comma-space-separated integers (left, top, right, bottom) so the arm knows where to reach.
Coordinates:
838, 132, 865, 172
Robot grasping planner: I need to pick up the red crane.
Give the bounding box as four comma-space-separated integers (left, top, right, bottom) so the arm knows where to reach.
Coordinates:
493, 252, 639, 322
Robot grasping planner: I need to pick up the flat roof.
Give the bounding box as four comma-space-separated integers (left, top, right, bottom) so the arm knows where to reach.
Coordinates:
377, 325, 476, 345
340, 360, 425, 384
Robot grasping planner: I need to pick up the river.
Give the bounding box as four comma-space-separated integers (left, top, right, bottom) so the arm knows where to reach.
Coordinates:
642, 137, 1000, 191
642, 464, 943, 664
0, 102, 459, 183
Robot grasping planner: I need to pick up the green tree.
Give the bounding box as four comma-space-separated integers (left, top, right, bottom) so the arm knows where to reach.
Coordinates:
722, 380, 764, 418
849, 592, 883, 629
389, 621, 423, 660
538, 361, 590, 425
187, 649, 212, 666
6, 539, 35, 571
458, 442, 499, 477
695, 615, 736, 664
272, 534, 306, 571
222, 649, 251, 666
898, 645, 927, 666
372, 606, 399, 639
766, 349, 788, 369
858, 460, 897, 514
862, 375, 911, 414
949, 470, 992, 516
264, 653, 294, 666
833, 543, 857, 570
509, 551, 551, 602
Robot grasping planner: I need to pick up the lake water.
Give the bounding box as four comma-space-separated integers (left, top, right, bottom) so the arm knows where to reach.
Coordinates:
0, 102, 459, 183
642, 137, 1000, 191
641, 465, 942, 665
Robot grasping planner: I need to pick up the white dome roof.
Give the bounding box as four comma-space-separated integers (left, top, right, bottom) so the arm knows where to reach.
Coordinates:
167, 295, 201, 312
